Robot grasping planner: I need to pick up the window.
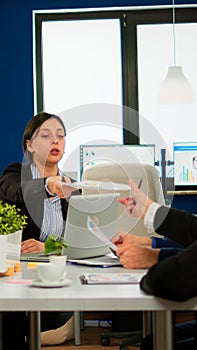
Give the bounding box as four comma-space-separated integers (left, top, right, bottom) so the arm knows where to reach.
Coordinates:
138, 22, 197, 167
33, 6, 197, 178
34, 12, 126, 176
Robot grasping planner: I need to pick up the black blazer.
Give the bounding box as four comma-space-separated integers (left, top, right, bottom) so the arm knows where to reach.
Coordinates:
0, 162, 80, 241
141, 206, 197, 302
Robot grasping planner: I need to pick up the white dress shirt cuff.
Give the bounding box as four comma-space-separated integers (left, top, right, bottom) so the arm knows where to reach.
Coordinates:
144, 202, 161, 234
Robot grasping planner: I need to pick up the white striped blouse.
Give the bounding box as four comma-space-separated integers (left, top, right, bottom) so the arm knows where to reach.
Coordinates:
31, 164, 64, 242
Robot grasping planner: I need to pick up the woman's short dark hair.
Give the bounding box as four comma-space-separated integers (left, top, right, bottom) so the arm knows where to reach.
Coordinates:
23, 112, 66, 162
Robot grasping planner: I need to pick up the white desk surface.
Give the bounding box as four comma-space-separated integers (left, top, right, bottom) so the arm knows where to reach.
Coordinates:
1, 262, 197, 350
0, 263, 197, 313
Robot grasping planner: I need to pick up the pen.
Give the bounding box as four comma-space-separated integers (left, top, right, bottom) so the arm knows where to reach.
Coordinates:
110, 235, 123, 254
109, 247, 118, 256
117, 234, 123, 244
138, 178, 143, 189
132, 178, 143, 206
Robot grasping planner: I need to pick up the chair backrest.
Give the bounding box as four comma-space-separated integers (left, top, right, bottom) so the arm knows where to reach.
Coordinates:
82, 162, 165, 236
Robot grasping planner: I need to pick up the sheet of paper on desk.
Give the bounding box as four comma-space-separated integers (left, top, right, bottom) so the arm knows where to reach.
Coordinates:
80, 272, 146, 284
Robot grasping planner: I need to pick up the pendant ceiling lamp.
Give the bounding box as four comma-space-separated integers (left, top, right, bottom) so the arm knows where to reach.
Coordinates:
157, 0, 195, 103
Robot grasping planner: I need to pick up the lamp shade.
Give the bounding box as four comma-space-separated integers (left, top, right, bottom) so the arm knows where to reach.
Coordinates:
157, 66, 195, 103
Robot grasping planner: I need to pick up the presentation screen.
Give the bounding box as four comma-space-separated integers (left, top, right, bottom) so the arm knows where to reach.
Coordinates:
80, 144, 155, 179
174, 142, 197, 189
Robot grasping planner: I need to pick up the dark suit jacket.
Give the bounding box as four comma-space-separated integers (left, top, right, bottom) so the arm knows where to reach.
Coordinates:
0, 162, 80, 241
140, 206, 197, 302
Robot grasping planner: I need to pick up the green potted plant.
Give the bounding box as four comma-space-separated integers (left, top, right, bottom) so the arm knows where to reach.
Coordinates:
0, 200, 27, 270
44, 234, 69, 256
0, 201, 27, 235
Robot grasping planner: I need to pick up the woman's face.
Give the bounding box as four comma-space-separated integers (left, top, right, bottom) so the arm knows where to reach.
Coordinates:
26, 118, 65, 166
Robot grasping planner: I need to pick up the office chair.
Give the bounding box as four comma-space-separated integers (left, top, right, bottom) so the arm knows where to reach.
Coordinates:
82, 162, 165, 349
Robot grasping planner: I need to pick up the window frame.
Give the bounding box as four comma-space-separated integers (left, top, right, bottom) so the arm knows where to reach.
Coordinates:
33, 6, 197, 145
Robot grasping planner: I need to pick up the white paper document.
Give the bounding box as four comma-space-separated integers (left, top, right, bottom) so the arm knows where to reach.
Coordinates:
80, 272, 146, 284
87, 216, 117, 253
61, 180, 130, 191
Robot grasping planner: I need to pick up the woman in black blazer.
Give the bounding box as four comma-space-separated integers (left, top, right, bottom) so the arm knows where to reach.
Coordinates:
0, 112, 80, 350
0, 112, 80, 249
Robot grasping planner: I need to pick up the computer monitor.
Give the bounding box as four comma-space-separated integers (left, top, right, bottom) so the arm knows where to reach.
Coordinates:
173, 142, 197, 190
79, 144, 155, 179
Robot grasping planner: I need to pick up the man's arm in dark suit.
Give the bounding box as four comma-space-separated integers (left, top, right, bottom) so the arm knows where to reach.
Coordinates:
140, 239, 197, 301
140, 206, 197, 301
154, 206, 197, 247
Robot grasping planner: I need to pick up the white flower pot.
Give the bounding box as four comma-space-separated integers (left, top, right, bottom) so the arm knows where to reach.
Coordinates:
0, 235, 8, 272
6, 230, 22, 261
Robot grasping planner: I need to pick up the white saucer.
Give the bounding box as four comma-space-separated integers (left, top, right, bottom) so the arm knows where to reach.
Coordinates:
31, 278, 72, 288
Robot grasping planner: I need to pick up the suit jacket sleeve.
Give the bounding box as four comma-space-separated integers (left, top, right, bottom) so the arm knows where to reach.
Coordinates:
154, 206, 197, 247
0, 162, 25, 203
140, 206, 197, 301
0, 162, 49, 240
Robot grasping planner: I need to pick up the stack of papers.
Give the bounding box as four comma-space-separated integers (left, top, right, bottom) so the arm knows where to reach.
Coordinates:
80, 272, 146, 284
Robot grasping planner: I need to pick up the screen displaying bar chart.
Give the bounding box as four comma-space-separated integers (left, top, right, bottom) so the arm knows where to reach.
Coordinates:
174, 142, 197, 187
178, 166, 195, 183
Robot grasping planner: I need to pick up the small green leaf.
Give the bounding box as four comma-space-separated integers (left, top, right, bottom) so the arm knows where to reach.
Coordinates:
44, 234, 69, 256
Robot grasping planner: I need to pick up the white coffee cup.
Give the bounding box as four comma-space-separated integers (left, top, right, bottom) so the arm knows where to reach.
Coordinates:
37, 263, 67, 283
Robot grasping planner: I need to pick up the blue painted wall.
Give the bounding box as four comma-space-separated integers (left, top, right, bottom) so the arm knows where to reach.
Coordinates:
0, 0, 197, 212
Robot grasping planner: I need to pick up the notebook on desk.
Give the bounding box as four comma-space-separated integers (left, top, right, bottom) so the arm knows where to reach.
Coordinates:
20, 192, 120, 262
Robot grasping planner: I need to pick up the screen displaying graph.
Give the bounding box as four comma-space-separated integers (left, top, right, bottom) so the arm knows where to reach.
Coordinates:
174, 142, 197, 187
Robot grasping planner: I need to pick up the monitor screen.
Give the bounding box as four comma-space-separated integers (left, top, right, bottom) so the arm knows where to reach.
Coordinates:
80, 144, 155, 179
174, 142, 197, 189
